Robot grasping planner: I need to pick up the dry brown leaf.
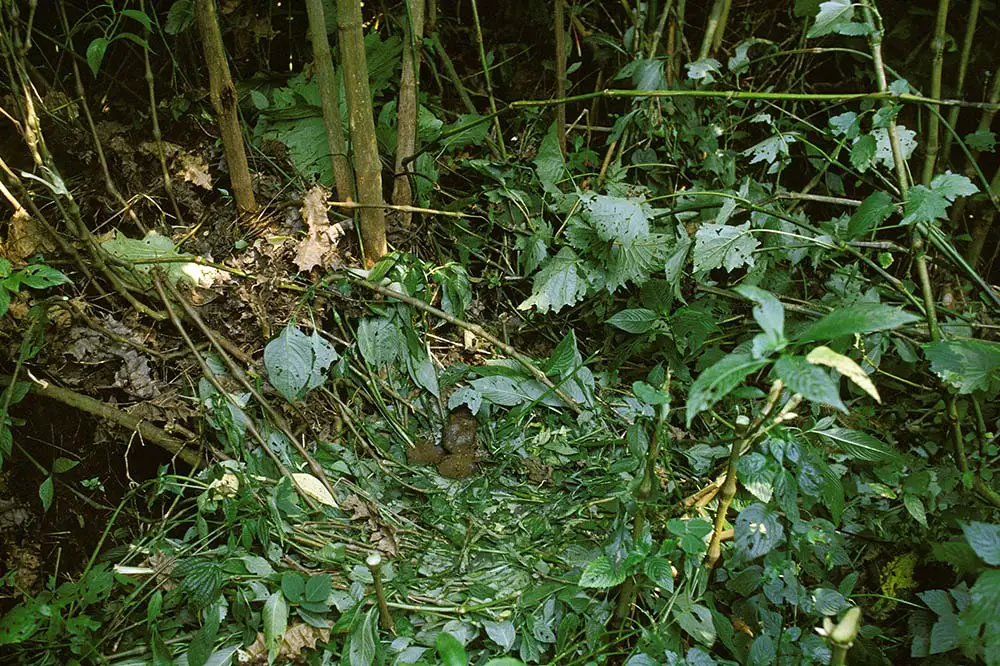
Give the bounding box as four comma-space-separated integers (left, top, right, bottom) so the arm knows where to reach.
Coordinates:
243, 622, 331, 665
176, 153, 213, 190
294, 185, 346, 272
2, 209, 58, 264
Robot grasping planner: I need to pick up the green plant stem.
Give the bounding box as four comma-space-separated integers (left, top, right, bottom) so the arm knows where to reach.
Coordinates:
469, 0, 505, 158
941, 0, 980, 162
554, 0, 567, 155
920, 0, 950, 185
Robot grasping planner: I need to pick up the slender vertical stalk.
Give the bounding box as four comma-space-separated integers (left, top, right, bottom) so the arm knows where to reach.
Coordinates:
962, 71, 1000, 267
469, 0, 506, 158
392, 0, 426, 226
646, 0, 674, 58
194, 0, 257, 213
554, 0, 567, 155
920, 0, 950, 185
336, 0, 387, 266
697, 0, 726, 60
941, 0, 979, 162
710, 0, 730, 53
305, 0, 355, 203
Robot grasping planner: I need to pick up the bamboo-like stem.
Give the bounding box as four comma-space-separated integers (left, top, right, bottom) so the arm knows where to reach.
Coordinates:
392, 0, 426, 227
920, 0, 950, 185
941, 0, 980, 162
697, 0, 727, 60
710, 0, 731, 53
646, 0, 674, 58
963, 71, 1000, 267
336, 0, 387, 266
554, 0, 567, 155
194, 0, 257, 213
305, 0, 355, 202
469, 0, 506, 158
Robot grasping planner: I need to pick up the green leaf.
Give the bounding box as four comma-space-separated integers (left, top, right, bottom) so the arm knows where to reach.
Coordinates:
0, 286, 9, 318
18, 264, 71, 289
437, 631, 468, 666
187, 624, 215, 666
607, 308, 659, 334
52, 457, 79, 474
264, 326, 312, 401
901, 185, 949, 226
579, 555, 627, 588
545, 330, 579, 376
850, 134, 876, 171
774, 356, 846, 412
38, 476, 53, 512
356, 317, 404, 367
305, 574, 331, 603
807, 0, 853, 37
674, 603, 716, 646
686, 353, 769, 426
86, 37, 109, 76
0, 603, 40, 645
484, 620, 516, 651
693, 222, 760, 273
734, 285, 784, 342
965, 129, 996, 152
633, 381, 669, 405
930, 171, 978, 200
122, 8, 153, 31
749, 634, 776, 666
582, 193, 651, 245
796, 303, 919, 342
643, 556, 675, 592
533, 122, 566, 196
165, 0, 195, 34
518, 247, 590, 314
469, 376, 531, 407
924, 339, 1000, 396
829, 111, 859, 139
904, 493, 928, 527
736, 452, 778, 503
847, 191, 894, 239
280, 572, 305, 603
813, 427, 902, 462
263, 591, 288, 658
734, 503, 785, 560
961, 521, 1000, 566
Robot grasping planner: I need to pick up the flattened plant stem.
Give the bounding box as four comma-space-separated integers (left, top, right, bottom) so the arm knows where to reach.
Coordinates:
469, 0, 505, 158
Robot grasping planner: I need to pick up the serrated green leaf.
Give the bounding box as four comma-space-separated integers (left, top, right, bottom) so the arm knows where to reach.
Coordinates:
924, 339, 1000, 396
693, 222, 760, 273
901, 185, 949, 226
807, 0, 855, 38
965, 129, 996, 152
518, 247, 589, 314
829, 111, 859, 139
166, 0, 195, 34
579, 555, 627, 588
813, 427, 902, 462
847, 191, 894, 239
582, 193, 651, 244
607, 308, 660, 334
546, 330, 579, 376
961, 521, 1000, 566
796, 303, 919, 342
930, 171, 978, 200
850, 134, 876, 171
643, 556, 675, 592
534, 122, 565, 196
686, 353, 769, 426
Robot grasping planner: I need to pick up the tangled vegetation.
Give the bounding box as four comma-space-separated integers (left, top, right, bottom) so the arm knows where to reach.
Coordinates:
1, 0, 999, 665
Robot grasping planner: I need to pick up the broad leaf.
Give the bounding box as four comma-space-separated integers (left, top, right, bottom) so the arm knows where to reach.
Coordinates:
805, 345, 880, 403
263, 591, 288, 658
796, 303, 919, 342
607, 308, 660, 334
693, 222, 760, 273
813, 427, 902, 462
579, 555, 627, 588
686, 353, 769, 426
734, 503, 785, 560
847, 191, 894, 240
924, 339, 1000, 396
961, 522, 1000, 566
519, 247, 590, 314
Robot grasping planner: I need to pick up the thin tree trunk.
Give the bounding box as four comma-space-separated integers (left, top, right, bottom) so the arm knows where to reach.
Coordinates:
392, 0, 426, 227
305, 0, 355, 202
941, 0, 979, 163
194, 0, 257, 213
920, 0, 950, 185
336, 0, 387, 267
